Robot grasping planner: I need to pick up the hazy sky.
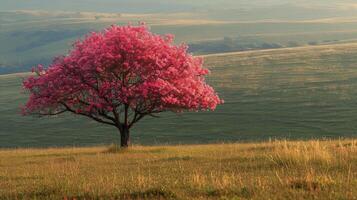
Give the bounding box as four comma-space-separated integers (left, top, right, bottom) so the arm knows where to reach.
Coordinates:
1, 0, 194, 13
1, 0, 356, 13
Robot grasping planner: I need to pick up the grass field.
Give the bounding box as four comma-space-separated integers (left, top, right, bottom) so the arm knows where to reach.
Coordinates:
1, 43, 357, 147
0, 139, 356, 199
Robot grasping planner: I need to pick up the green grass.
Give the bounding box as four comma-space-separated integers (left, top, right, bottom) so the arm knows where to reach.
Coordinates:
0, 139, 356, 199
1, 43, 357, 147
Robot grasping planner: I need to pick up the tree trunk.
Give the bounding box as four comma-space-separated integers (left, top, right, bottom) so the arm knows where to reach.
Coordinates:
120, 126, 130, 147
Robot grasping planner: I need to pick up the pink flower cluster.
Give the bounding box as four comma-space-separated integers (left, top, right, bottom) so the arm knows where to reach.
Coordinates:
23, 24, 222, 117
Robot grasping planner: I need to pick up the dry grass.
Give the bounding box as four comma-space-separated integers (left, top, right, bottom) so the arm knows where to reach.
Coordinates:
0, 139, 356, 199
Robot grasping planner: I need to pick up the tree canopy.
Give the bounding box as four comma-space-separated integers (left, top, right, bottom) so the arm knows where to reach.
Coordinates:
22, 24, 223, 146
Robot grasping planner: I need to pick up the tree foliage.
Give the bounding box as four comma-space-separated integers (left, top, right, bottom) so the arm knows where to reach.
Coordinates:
22, 24, 222, 146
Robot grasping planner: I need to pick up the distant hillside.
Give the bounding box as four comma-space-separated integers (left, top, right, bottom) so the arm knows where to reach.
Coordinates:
4, 10, 357, 74
4, 0, 357, 72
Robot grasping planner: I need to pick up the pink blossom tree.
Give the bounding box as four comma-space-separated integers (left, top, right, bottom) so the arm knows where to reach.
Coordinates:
22, 24, 223, 147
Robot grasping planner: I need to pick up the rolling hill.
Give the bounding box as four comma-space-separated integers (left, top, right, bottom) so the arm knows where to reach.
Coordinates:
1, 43, 357, 148
5, 6, 357, 73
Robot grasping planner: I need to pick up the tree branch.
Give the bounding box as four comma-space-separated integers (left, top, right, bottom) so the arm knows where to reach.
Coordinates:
36, 109, 67, 116
60, 102, 116, 126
